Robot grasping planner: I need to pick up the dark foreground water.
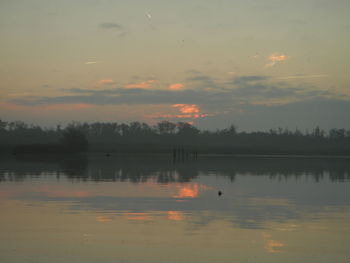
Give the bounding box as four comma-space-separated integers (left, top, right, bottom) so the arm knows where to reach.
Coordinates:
1, 154, 350, 263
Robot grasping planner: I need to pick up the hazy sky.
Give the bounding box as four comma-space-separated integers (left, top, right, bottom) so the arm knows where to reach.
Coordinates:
1, 0, 350, 130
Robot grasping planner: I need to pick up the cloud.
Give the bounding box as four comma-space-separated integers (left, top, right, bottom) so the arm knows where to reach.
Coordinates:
97, 79, 115, 86
10, 74, 346, 127
275, 74, 329, 80
99, 22, 123, 30
187, 74, 219, 89
99, 22, 128, 37
266, 53, 288, 67
200, 97, 350, 131
146, 103, 209, 121
125, 80, 156, 89
12, 76, 342, 109
187, 75, 214, 82
233, 75, 269, 85
168, 83, 185, 90
85, 61, 101, 65
173, 104, 200, 114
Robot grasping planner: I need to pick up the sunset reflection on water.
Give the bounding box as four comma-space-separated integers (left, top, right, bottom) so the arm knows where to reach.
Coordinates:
1, 156, 350, 263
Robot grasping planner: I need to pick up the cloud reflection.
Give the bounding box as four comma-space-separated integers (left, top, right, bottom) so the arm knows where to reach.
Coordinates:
167, 211, 183, 221
96, 216, 113, 222
262, 233, 285, 253
173, 183, 209, 199
125, 212, 153, 221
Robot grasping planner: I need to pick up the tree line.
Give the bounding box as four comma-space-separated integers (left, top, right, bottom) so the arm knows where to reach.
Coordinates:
1, 119, 350, 155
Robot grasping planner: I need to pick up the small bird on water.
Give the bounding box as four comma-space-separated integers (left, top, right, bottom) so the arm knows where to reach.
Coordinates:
218, 191, 222, 196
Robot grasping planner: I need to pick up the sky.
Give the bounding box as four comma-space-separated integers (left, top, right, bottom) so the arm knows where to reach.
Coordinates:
1, 0, 350, 131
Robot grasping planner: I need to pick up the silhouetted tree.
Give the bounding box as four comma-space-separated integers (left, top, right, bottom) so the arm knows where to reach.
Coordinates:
177, 122, 199, 137
2, 119, 350, 155
157, 121, 176, 135
60, 128, 88, 152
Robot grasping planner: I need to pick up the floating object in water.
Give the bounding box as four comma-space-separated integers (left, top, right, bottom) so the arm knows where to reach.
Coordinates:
218, 191, 222, 196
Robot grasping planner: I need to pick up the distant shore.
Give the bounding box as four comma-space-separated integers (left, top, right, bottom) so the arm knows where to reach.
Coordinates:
1, 120, 350, 157
2, 143, 350, 158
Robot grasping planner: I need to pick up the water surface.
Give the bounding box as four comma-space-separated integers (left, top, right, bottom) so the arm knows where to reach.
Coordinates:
1, 154, 350, 263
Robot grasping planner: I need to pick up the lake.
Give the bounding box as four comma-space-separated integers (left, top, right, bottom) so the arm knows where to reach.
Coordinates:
1, 154, 350, 263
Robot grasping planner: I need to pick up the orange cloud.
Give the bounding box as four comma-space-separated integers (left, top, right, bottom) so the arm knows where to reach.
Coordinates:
173, 104, 200, 114
145, 104, 209, 123
125, 80, 156, 89
168, 83, 185, 90
146, 104, 209, 121
266, 53, 288, 67
97, 79, 114, 86
148, 113, 209, 119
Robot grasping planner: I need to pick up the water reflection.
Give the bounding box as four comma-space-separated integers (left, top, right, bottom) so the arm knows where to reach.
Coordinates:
0, 154, 349, 229
1, 154, 350, 183
262, 233, 285, 253
1, 154, 350, 262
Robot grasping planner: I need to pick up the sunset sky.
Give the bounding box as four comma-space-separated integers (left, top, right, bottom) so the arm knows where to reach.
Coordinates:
1, 0, 350, 131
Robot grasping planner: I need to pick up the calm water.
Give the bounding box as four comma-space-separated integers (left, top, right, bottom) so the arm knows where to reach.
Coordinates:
1, 154, 350, 263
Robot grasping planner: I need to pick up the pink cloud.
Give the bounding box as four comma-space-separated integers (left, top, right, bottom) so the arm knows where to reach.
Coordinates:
125, 80, 156, 89
172, 104, 200, 114
266, 53, 288, 67
168, 83, 185, 90
146, 104, 209, 121
97, 79, 114, 86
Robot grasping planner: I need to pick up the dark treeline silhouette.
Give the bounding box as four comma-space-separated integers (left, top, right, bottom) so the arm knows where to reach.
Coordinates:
1, 155, 349, 183
11, 127, 88, 154
1, 119, 350, 155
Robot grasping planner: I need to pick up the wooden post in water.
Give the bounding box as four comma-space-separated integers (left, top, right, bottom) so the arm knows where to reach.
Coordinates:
173, 145, 198, 162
